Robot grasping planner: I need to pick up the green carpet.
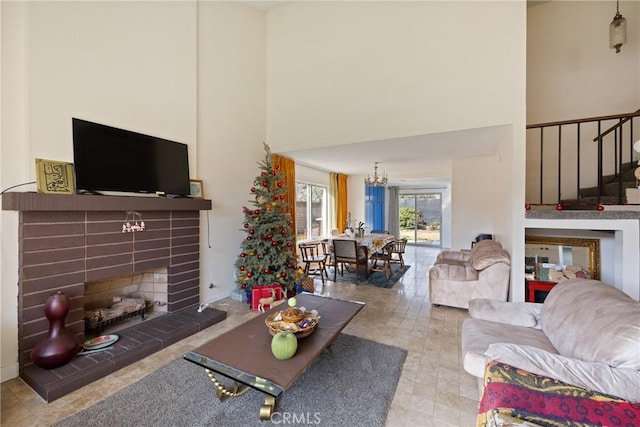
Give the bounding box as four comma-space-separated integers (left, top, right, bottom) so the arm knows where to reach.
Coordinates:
54, 334, 407, 427
331, 264, 411, 288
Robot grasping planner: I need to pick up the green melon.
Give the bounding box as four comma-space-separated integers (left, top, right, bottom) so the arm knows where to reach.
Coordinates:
271, 331, 298, 360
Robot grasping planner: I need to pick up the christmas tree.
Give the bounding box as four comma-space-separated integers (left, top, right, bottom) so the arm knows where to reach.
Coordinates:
234, 143, 299, 294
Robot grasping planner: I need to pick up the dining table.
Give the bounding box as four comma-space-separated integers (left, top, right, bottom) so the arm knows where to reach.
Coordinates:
328, 233, 395, 256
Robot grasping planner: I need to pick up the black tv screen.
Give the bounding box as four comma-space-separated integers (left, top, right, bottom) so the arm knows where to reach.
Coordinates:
72, 118, 191, 196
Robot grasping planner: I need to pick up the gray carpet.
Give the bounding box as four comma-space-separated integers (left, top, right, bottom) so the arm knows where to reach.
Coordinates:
54, 334, 407, 427
332, 264, 411, 288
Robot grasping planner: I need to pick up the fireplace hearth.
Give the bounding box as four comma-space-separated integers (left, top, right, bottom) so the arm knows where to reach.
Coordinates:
2, 192, 222, 402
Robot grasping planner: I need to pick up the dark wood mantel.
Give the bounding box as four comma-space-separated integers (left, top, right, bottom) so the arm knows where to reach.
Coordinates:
2, 192, 211, 211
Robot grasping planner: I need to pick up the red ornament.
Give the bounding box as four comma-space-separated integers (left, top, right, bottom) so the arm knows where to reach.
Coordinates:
271, 170, 277, 175
249, 229, 255, 234
247, 272, 253, 277
264, 268, 270, 274
254, 209, 260, 215
555, 204, 564, 211
275, 164, 280, 170
261, 172, 267, 177
281, 229, 287, 235
597, 204, 605, 211
281, 271, 287, 277
246, 236, 252, 241
279, 195, 285, 200
250, 187, 256, 193
272, 241, 278, 246
262, 182, 268, 187
277, 182, 283, 187
287, 220, 292, 226
288, 263, 293, 268
241, 284, 247, 289
244, 223, 249, 228
240, 253, 246, 257
287, 242, 293, 247
267, 233, 273, 239
240, 266, 245, 271
257, 254, 263, 259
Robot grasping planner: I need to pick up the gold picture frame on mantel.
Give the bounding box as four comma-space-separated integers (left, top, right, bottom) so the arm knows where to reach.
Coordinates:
525, 235, 600, 280
35, 159, 75, 195
189, 179, 204, 199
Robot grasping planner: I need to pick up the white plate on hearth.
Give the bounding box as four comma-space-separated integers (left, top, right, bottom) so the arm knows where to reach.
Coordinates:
83, 334, 119, 350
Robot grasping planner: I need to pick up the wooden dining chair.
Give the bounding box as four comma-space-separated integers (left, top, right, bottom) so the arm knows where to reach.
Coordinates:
390, 238, 408, 267
298, 243, 328, 283
369, 241, 394, 279
320, 239, 335, 270
332, 239, 369, 283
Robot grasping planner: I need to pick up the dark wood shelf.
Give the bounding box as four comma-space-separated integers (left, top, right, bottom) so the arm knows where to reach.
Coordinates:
2, 192, 211, 211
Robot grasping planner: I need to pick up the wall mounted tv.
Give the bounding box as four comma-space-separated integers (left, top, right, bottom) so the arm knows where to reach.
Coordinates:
72, 118, 191, 197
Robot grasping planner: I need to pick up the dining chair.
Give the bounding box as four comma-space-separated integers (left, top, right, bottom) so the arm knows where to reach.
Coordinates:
369, 241, 394, 279
320, 239, 335, 270
298, 242, 328, 283
331, 239, 369, 283
390, 238, 408, 267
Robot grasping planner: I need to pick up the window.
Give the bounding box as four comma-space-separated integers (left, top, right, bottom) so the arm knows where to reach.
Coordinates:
296, 182, 327, 240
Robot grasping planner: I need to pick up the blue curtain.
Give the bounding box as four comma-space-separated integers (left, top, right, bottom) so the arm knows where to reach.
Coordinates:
365, 185, 385, 232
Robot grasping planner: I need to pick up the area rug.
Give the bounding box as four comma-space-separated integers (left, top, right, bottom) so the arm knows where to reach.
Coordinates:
54, 334, 407, 427
331, 264, 411, 288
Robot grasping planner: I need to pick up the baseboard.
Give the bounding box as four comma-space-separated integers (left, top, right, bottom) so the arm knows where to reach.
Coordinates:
1, 362, 19, 383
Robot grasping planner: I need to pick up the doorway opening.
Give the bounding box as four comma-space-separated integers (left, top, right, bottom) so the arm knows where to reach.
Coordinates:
399, 193, 442, 246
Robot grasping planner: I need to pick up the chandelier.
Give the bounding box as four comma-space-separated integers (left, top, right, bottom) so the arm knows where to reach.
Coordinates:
364, 162, 388, 187
609, 0, 627, 53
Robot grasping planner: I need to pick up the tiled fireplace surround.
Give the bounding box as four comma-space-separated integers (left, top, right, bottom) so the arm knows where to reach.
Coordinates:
2, 192, 226, 402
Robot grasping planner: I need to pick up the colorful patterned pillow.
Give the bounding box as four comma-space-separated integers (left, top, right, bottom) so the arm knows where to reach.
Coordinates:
478, 361, 640, 427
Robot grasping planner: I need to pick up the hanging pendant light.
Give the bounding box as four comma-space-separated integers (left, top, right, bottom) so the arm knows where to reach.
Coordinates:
609, 0, 627, 53
364, 162, 388, 187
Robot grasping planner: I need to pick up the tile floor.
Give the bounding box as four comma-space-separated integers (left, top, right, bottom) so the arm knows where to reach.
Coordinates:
1, 245, 479, 426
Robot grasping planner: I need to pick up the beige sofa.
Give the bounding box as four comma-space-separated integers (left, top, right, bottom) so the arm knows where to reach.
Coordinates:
461, 279, 640, 402
428, 240, 511, 309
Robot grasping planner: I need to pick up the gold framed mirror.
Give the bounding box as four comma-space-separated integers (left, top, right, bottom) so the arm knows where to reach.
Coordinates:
524, 236, 600, 281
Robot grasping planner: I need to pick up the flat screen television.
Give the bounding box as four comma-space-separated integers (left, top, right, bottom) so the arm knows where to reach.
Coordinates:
72, 118, 191, 196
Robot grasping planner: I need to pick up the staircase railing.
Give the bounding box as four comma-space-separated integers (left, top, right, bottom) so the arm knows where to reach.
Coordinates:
526, 110, 640, 206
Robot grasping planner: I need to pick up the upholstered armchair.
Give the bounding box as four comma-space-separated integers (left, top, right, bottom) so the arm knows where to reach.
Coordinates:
429, 241, 511, 309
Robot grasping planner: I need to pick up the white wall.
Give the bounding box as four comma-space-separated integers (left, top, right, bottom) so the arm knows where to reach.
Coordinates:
451, 155, 497, 251
296, 163, 331, 188
267, 1, 527, 153
1, 1, 28, 382
196, 2, 267, 304
1, 0, 198, 381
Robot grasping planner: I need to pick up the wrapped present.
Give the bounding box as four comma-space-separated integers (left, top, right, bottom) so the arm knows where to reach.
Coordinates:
251, 285, 283, 311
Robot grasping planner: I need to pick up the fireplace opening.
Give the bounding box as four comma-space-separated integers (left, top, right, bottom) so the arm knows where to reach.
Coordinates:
83, 268, 168, 339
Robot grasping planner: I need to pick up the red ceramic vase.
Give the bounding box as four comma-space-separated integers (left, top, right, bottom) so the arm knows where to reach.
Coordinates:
31, 291, 80, 369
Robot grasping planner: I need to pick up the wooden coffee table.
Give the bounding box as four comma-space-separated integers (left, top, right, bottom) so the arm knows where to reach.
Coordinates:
184, 293, 365, 419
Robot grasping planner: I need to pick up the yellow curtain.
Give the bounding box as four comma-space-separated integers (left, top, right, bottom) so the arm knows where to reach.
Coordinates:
328, 172, 338, 231
337, 173, 348, 233
272, 154, 296, 236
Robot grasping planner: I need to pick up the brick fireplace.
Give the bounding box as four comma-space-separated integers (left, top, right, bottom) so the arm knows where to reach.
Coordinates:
2, 192, 226, 401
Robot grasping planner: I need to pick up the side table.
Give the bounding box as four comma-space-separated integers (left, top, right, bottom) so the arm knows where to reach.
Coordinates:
525, 279, 557, 303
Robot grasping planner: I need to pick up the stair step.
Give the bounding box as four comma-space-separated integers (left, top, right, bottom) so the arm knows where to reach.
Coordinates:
561, 195, 625, 205
579, 181, 636, 198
